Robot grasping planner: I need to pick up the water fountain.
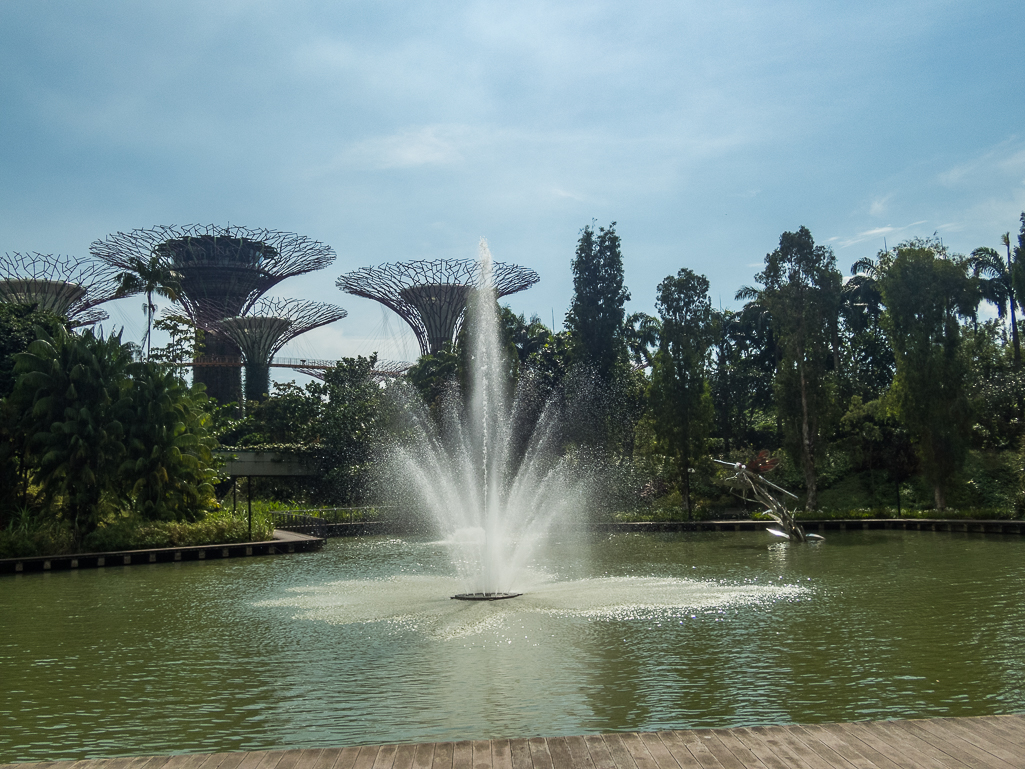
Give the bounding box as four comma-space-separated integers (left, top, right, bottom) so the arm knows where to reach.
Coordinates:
385, 239, 593, 598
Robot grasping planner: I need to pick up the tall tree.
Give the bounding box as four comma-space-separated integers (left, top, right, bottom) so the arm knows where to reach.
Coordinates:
969, 233, 1020, 366
877, 239, 980, 509
114, 254, 181, 360
744, 227, 842, 510
565, 222, 631, 381
649, 268, 714, 515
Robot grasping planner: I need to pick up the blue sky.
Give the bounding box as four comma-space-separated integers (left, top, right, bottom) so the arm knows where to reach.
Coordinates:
2, 0, 1024, 376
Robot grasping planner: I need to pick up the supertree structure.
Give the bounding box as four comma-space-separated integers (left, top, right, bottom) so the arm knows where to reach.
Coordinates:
0, 252, 121, 326
284, 358, 414, 382
336, 259, 540, 357
217, 298, 347, 402
91, 224, 335, 404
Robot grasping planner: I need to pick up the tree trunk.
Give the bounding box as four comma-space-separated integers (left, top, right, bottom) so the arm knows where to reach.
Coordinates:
800, 366, 817, 510
934, 483, 946, 511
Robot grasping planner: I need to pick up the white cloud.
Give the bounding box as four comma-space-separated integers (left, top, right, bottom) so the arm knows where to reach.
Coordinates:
833, 221, 928, 249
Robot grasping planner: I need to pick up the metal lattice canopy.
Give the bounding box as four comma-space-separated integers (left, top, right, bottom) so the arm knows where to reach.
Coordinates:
90, 224, 336, 330
336, 259, 540, 356
217, 297, 348, 365
0, 252, 121, 325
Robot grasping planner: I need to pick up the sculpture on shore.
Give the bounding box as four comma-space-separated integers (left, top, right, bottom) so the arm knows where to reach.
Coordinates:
715, 452, 824, 542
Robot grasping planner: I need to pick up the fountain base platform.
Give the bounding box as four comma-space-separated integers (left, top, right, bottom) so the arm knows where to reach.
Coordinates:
451, 592, 522, 601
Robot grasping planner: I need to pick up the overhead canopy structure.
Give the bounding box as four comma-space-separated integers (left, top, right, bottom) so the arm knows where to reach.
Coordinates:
91, 224, 336, 404
336, 259, 540, 357
0, 252, 121, 326
217, 297, 347, 402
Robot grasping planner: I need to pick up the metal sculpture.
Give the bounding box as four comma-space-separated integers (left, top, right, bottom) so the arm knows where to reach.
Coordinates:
0, 252, 121, 326
91, 224, 335, 404
336, 259, 540, 357
715, 452, 824, 542
217, 298, 347, 402
284, 358, 414, 382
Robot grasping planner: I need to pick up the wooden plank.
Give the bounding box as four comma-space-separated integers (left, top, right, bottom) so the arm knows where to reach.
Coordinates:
274, 750, 308, 769
410, 744, 435, 769
638, 733, 686, 769
197, 753, 240, 769
616, 733, 660, 769
450, 741, 472, 769
391, 745, 416, 769
780, 725, 857, 769
697, 730, 768, 769
901, 720, 1017, 769
431, 743, 454, 769
952, 716, 1025, 752
332, 748, 364, 769
351, 747, 382, 769
598, 734, 639, 769
470, 742, 491, 769
797, 723, 903, 769
846, 722, 949, 769
836, 722, 931, 769
581, 735, 617, 769
526, 738, 554, 769
933, 718, 1025, 766
507, 739, 532, 769
562, 737, 596, 769
664, 731, 723, 769
743, 726, 817, 769
371, 745, 397, 769
489, 740, 513, 769
729, 730, 807, 769
545, 738, 575, 769
686, 730, 749, 769
875, 719, 979, 768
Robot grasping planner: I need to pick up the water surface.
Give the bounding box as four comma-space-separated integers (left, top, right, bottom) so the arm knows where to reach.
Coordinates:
1, 530, 1023, 762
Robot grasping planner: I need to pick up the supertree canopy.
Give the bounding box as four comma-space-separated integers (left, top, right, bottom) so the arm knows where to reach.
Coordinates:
0, 252, 121, 326
217, 297, 347, 402
336, 259, 540, 356
91, 224, 336, 404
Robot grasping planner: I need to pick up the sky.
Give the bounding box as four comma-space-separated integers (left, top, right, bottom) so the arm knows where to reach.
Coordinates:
2, 0, 1024, 383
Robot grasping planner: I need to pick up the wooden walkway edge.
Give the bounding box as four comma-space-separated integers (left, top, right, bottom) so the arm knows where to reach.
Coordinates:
3, 715, 1023, 769
0, 530, 324, 575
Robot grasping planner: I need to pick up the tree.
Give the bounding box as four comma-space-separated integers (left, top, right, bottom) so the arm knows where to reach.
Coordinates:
877, 239, 980, 509
0, 305, 67, 522
842, 260, 894, 401
11, 326, 133, 543
565, 222, 631, 381
114, 254, 181, 361
121, 363, 220, 521
743, 227, 842, 510
649, 268, 714, 515
969, 235, 1020, 366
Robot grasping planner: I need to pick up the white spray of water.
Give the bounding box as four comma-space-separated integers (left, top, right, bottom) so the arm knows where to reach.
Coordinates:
387, 239, 592, 594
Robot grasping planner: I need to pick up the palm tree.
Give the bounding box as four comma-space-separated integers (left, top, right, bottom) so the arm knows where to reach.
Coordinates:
969, 237, 1019, 366
115, 255, 181, 360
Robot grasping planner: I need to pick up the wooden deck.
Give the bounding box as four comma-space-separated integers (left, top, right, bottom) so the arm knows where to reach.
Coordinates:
3, 715, 1023, 769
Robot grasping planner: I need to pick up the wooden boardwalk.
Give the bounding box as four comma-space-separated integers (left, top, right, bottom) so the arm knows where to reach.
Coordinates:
3, 715, 1023, 769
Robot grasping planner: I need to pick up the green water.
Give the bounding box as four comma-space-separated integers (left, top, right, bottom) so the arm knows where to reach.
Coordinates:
1, 530, 1023, 762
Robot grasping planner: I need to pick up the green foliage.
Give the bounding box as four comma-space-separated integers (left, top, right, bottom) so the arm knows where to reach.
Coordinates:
878, 238, 980, 508
120, 363, 220, 521
218, 356, 383, 505
743, 226, 842, 509
565, 221, 631, 380
649, 268, 714, 515
11, 325, 135, 541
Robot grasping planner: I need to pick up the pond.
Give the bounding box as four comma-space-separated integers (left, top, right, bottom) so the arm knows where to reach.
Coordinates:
1, 530, 1023, 763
